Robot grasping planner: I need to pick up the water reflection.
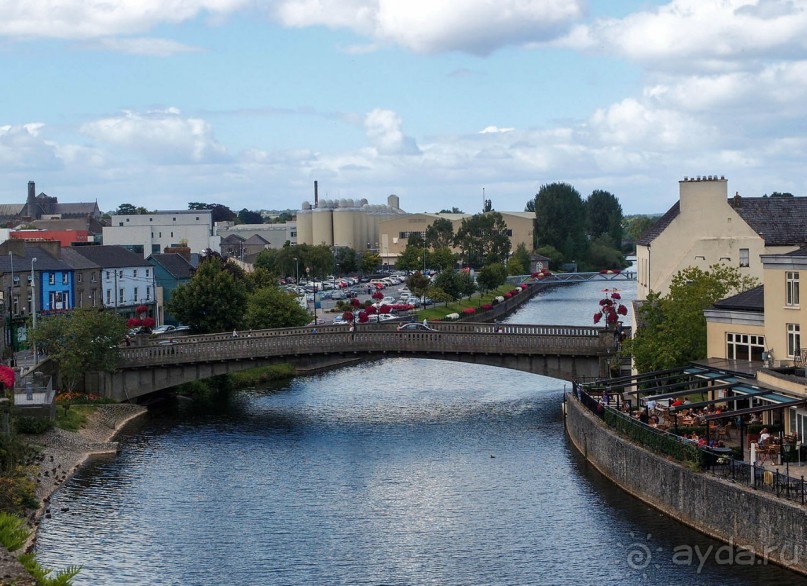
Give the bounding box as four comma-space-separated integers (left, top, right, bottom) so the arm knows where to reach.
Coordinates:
34, 282, 806, 585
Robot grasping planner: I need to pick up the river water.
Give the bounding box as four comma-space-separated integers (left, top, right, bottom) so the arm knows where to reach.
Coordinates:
35, 278, 806, 585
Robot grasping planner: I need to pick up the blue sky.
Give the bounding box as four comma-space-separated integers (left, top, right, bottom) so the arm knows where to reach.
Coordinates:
1, 0, 806, 216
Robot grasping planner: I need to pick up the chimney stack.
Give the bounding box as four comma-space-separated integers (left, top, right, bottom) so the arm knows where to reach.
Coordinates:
314, 180, 319, 209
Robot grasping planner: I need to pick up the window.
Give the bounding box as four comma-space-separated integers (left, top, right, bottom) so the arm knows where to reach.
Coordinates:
152, 244, 160, 253
146, 269, 150, 277
62, 273, 68, 285
739, 248, 749, 268
119, 222, 124, 227
118, 288, 124, 303
118, 270, 123, 279
77, 273, 82, 283
787, 323, 801, 357
726, 333, 765, 361
12, 296, 18, 315
146, 287, 151, 301
106, 289, 112, 304
28, 294, 32, 314
133, 287, 138, 301
91, 272, 96, 283
786, 271, 800, 306
133, 269, 137, 278
49, 274, 55, 285
12, 275, 19, 285
106, 271, 110, 280
27, 274, 32, 284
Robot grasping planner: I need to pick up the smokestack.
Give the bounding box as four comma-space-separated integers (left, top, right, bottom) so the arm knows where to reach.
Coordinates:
314, 180, 319, 208
28, 181, 35, 200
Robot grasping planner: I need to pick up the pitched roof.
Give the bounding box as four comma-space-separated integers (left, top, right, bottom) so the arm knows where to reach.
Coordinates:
636, 202, 679, 246
67, 245, 152, 268
60, 247, 102, 270
0, 245, 70, 273
638, 197, 807, 247
711, 285, 764, 312
148, 253, 195, 279
243, 234, 270, 245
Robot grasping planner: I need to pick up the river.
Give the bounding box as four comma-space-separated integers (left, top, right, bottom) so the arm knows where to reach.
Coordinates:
34, 278, 806, 585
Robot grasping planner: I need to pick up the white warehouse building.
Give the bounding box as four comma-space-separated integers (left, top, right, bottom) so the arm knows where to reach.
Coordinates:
103, 210, 220, 258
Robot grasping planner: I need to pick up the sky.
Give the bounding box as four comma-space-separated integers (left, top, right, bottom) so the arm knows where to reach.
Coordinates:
0, 0, 806, 217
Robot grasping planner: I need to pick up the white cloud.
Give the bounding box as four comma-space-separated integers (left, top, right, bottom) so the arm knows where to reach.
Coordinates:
274, 0, 585, 54
364, 109, 420, 155
0, 0, 249, 39
85, 37, 204, 56
565, 0, 807, 70
81, 109, 230, 164
0, 123, 61, 169
479, 126, 515, 134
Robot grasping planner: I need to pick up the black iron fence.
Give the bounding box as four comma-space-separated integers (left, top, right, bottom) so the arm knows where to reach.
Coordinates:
569, 385, 806, 506
704, 451, 807, 506
570, 384, 704, 468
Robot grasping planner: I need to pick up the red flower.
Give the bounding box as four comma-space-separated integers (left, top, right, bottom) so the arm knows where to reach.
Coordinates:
594, 312, 602, 324
611, 292, 622, 300
127, 318, 142, 327
358, 311, 368, 323
342, 311, 354, 321
463, 307, 476, 314
365, 305, 377, 315
617, 304, 628, 315
135, 304, 149, 315
372, 291, 384, 300
141, 317, 156, 328
351, 298, 361, 307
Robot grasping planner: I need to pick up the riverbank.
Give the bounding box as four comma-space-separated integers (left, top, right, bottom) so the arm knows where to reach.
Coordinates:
22, 403, 147, 551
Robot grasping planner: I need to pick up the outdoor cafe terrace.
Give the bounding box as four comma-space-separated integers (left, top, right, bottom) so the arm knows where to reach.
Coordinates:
573, 360, 807, 507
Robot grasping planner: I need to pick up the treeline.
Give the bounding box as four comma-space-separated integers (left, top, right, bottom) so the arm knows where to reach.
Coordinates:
110, 202, 295, 225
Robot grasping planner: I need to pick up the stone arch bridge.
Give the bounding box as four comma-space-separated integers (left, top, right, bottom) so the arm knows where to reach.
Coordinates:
85, 322, 623, 401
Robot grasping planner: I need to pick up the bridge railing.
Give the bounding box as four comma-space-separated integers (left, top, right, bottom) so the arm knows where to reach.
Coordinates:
120, 328, 615, 368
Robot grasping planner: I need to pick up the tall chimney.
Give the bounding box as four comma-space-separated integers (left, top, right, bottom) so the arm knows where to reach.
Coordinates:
26, 180, 36, 219
28, 181, 35, 200
314, 180, 319, 209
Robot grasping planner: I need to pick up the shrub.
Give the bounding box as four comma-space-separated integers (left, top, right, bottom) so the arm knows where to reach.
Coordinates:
14, 416, 53, 435
0, 511, 29, 551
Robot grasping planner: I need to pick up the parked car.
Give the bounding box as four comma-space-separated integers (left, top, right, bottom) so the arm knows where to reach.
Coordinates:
397, 322, 437, 332
152, 325, 177, 335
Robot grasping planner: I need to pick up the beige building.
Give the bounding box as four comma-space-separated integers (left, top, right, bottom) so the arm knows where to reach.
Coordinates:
636, 176, 807, 299
705, 248, 807, 439
377, 211, 534, 266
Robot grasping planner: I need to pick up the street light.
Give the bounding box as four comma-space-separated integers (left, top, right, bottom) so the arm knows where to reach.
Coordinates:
293, 257, 299, 285
7, 251, 13, 349
31, 257, 37, 363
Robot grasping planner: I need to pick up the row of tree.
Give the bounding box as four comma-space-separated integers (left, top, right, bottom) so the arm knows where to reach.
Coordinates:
112, 202, 295, 225
528, 183, 627, 271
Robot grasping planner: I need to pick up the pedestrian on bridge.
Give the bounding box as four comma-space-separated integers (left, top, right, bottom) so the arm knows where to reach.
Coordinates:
232, 329, 238, 338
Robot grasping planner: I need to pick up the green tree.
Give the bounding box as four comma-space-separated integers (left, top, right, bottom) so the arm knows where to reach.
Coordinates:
431, 270, 476, 301
454, 212, 511, 268
187, 202, 236, 223
534, 183, 587, 264
477, 263, 507, 292
507, 255, 524, 276
425, 217, 454, 250
31, 308, 127, 392
430, 247, 456, 272
167, 256, 248, 333
525, 199, 535, 213
115, 203, 149, 215
244, 287, 311, 329
438, 207, 464, 213
588, 235, 626, 269
623, 215, 658, 244
396, 233, 426, 272
586, 189, 623, 248
334, 246, 359, 275
406, 271, 431, 301
536, 244, 564, 268
361, 251, 381, 274
628, 265, 759, 372
237, 209, 264, 224
511, 243, 531, 274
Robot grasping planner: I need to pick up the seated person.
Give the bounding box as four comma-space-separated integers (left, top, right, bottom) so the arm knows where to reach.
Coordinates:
758, 427, 771, 445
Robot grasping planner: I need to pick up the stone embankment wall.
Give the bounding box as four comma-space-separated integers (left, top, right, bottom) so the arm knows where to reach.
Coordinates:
565, 393, 807, 575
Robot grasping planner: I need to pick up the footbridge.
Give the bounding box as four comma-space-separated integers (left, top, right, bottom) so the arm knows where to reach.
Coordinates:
85, 322, 624, 401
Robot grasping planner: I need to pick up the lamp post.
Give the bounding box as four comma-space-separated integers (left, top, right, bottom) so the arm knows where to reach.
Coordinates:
7, 251, 13, 349
782, 438, 792, 478
294, 257, 299, 285
31, 257, 37, 363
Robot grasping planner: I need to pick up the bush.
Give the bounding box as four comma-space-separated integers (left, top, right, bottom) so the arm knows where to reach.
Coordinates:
0, 511, 29, 551
0, 472, 38, 515
14, 416, 53, 435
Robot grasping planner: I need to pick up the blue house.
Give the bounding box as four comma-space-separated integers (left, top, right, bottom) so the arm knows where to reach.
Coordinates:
147, 253, 195, 325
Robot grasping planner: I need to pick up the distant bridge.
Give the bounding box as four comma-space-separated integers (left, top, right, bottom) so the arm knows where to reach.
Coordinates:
84, 322, 624, 401
511, 271, 637, 285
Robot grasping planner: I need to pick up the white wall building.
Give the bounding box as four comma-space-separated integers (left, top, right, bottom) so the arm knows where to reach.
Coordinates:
103, 210, 220, 258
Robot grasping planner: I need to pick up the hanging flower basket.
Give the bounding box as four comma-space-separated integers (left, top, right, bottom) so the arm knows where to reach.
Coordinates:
135, 304, 149, 315
463, 307, 476, 315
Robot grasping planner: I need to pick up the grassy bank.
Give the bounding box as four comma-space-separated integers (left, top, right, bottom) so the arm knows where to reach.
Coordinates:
416, 284, 519, 321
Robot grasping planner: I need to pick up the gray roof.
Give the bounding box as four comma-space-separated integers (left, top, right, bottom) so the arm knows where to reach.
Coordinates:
60, 247, 102, 270
712, 285, 764, 312
67, 245, 152, 268
0, 245, 70, 273
0, 204, 25, 217
54, 202, 100, 216
148, 253, 195, 279
638, 197, 807, 247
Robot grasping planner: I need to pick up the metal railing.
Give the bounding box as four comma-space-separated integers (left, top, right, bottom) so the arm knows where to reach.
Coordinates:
570, 386, 806, 506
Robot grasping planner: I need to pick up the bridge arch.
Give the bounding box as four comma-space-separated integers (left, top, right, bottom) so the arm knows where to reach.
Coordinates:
86, 323, 622, 401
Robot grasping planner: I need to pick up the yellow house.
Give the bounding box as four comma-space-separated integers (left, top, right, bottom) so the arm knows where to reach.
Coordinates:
705, 248, 807, 438
636, 176, 807, 300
